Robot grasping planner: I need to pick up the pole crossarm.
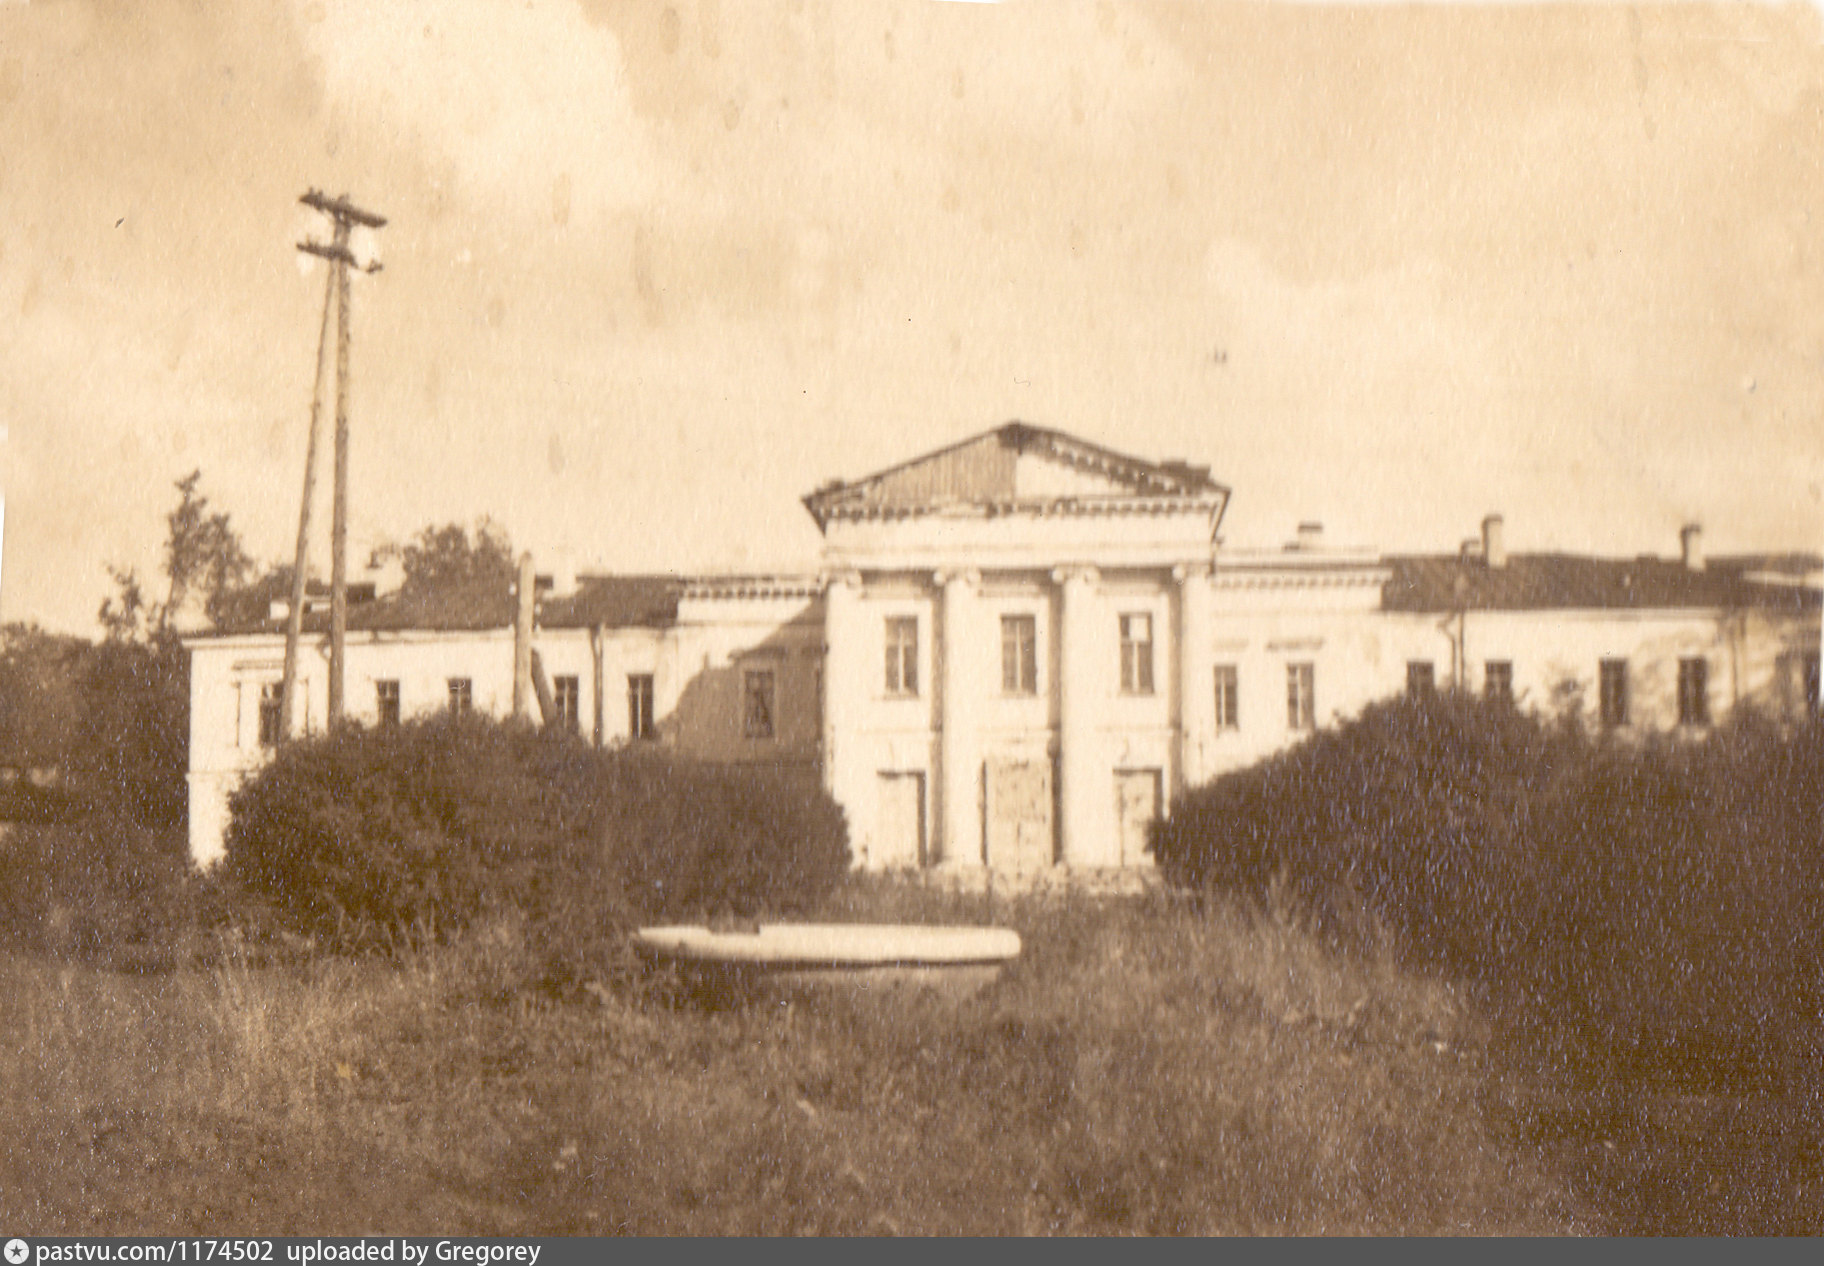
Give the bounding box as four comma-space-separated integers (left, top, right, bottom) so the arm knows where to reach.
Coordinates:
299, 188, 388, 229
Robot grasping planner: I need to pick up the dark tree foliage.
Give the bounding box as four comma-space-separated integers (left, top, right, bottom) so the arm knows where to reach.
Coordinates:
224, 714, 850, 962
1152, 693, 1824, 1080
100, 470, 256, 640
393, 519, 516, 598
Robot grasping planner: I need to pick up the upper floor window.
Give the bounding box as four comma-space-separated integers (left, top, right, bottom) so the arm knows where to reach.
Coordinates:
554, 675, 581, 734
258, 682, 282, 748
1484, 660, 1513, 704
447, 677, 473, 716
1119, 613, 1155, 695
743, 669, 776, 740
1677, 657, 1709, 727
1214, 664, 1239, 730
1600, 658, 1629, 728
1287, 662, 1315, 732
1002, 614, 1037, 695
884, 617, 919, 696
1406, 661, 1435, 698
628, 673, 656, 741
375, 679, 401, 728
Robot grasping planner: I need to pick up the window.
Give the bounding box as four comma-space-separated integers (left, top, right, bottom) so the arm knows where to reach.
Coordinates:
743, 669, 775, 740
628, 674, 656, 740
1407, 661, 1435, 698
258, 682, 282, 748
884, 617, 918, 696
1214, 664, 1239, 730
1484, 660, 1513, 704
554, 675, 581, 733
375, 679, 401, 728
447, 677, 473, 715
1678, 657, 1709, 726
1119, 613, 1154, 695
1600, 659, 1629, 728
1287, 662, 1315, 731
1807, 658, 1821, 715
1001, 614, 1037, 695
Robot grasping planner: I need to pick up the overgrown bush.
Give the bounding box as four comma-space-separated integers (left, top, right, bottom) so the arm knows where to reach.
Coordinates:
601, 752, 849, 922
1153, 694, 1824, 1078
225, 716, 606, 948
0, 815, 198, 969
224, 716, 850, 978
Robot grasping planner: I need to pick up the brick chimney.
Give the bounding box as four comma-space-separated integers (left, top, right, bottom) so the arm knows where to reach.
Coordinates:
1680, 523, 1704, 571
1482, 514, 1506, 569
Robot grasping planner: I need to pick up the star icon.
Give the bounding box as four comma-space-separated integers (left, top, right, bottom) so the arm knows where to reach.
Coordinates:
4, 1239, 29, 1265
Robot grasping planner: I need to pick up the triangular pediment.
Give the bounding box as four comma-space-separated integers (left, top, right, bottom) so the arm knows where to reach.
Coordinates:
803, 421, 1228, 529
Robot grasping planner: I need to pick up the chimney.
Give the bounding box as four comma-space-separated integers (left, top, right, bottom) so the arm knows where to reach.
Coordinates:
1295, 521, 1323, 551
1482, 514, 1506, 569
513, 552, 535, 720
549, 547, 579, 598
1680, 523, 1704, 571
1460, 538, 1480, 560
366, 553, 405, 598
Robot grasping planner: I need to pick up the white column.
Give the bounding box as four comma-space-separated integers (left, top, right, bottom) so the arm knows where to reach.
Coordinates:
939, 568, 983, 867
1176, 561, 1215, 789
821, 571, 869, 864
1054, 564, 1106, 867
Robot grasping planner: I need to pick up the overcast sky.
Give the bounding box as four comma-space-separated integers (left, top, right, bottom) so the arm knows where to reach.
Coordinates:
3, 0, 1821, 634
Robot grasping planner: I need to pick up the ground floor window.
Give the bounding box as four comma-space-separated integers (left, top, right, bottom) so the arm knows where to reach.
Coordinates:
447, 677, 473, 716
258, 682, 282, 748
1214, 664, 1239, 730
554, 675, 581, 733
1600, 658, 1629, 728
1677, 657, 1709, 727
1484, 660, 1513, 703
1287, 662, 1316, 731
375, 679, 401, 727
743, 669, 775, 740
628, 673, 656, 740
1406, 661, 1435, 698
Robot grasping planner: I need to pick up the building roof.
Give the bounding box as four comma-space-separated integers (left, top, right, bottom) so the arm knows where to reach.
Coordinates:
213, 574, 687, 638
1383, 553, 1823, 614
803, 420, 1230, 530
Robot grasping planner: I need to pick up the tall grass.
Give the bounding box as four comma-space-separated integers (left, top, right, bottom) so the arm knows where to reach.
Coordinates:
0, 891, 1589, 1235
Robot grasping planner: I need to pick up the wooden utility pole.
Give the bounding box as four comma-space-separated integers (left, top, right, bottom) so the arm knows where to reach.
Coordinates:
293, 190, 385, 729
278, 269, 336, 740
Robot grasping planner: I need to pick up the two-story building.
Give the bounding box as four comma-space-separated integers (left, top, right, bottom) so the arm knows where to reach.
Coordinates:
184, 421, 1822, 873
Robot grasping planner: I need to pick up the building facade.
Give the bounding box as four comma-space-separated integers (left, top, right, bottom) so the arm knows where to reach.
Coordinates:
184, 422, 1822, 871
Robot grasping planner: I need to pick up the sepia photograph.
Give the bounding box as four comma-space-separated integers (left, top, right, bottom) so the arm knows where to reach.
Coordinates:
1, 0, 1821, 1237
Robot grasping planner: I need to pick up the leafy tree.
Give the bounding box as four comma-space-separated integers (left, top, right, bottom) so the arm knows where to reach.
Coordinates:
390, 519, 516, 597
0, 623, 87, 770
98, 470, 256, 640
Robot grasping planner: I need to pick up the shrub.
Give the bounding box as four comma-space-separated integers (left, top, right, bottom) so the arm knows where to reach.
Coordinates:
1153, 695, 1824, 1077
224, 715, 604, 948
601, 752, 849, 922
0, 815, 198, 969
224, 716, 851, 974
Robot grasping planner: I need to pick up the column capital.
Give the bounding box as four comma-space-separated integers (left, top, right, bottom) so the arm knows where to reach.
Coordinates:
823, 568, 863, 592
1173, 560, 1215, 583
1050, 563, 1099, 588
935, 567, 980, 590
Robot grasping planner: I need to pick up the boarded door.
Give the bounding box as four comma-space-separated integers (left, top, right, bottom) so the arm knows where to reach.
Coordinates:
1114, 769, 1162, 867
986, 758, 1055, 874
874, 772, 927, 869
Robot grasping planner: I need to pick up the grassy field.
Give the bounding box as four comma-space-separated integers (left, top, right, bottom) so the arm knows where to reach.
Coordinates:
0, 882, 1596, 1235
